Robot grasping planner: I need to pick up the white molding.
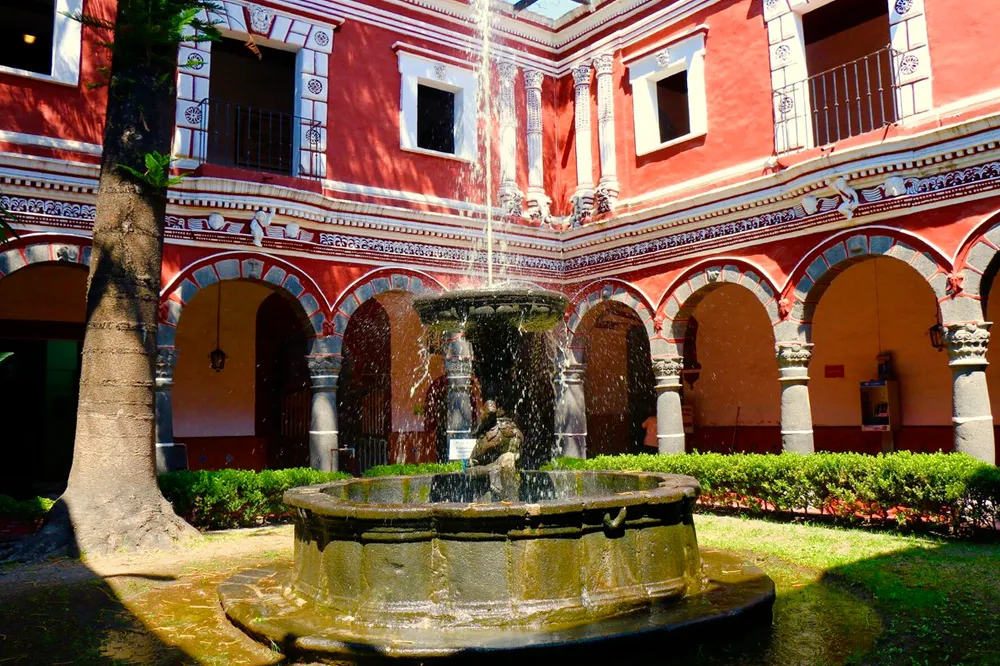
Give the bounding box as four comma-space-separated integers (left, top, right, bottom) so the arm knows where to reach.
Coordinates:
396, 49, 477, 162
0, 130, 100, 156
627, 32, 707, 158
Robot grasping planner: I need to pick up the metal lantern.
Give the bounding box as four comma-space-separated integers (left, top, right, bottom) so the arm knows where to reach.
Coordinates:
928, 323, 946, 352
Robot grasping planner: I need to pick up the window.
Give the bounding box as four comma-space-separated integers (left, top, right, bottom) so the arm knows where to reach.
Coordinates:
656, 72, 690, 143
1, 0, 55, 75
417, 84, 455, 154
625, 30, 707, 157
0, 0, 81, 85
396, 48, 477, 161
204, 38, 298, 175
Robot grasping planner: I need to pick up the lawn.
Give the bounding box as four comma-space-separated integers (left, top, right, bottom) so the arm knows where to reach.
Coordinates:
0, 516, 997, 665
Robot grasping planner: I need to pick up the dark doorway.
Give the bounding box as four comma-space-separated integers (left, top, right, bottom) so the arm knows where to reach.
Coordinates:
338, 300, 391, 476
255, 293, 310, 469
0, 336, 82, 499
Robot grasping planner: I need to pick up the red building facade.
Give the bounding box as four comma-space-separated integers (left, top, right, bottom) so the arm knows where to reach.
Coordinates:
3, 0, 1000, 494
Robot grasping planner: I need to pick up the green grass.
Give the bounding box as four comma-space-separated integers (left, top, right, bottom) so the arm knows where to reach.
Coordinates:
695, 514, 1000, 665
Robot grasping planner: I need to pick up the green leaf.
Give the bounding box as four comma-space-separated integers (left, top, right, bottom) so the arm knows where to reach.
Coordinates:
0, 352, 12, 365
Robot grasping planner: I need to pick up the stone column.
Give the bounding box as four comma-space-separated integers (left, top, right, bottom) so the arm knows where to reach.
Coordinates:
945, 322, 995, 464
593, 53, 619, 214
555, 348, 588, 458
154, 347, 186, 473
523, 68, 550, 222
307, 353, 342, 472
775, 342, 815, 454
653, 357, 685, 454
497, 61, 523, 216
571, 63, 594, 225
444, 331, 475, 441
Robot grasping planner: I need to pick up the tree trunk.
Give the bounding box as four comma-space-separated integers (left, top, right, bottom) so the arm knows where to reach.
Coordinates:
20, 23, 198, 558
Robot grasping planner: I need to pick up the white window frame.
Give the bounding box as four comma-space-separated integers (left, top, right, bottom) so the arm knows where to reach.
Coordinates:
0, 0, 82, 86
626, 32, 707, 158
397, 50, 477, 163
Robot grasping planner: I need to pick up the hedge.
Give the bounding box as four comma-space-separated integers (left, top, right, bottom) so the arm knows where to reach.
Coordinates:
363, 462, 462, 477
158, 468, 350, 530
546, 452, 1000, 531
0, 495, 55, 524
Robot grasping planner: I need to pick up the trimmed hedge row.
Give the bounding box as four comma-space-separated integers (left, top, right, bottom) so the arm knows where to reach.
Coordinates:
0, 495, 55, 523
363, 462, 462, 477
158, 468, 350, 530
547, 452, 1000, 531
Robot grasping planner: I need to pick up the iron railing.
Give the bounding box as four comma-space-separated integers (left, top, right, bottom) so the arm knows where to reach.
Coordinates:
356, 436, 389, 475
196, 98, 321, 177
774, 45, 899, 154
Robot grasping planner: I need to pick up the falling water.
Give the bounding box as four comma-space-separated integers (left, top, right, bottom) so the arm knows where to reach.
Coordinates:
468, 0, 495, 286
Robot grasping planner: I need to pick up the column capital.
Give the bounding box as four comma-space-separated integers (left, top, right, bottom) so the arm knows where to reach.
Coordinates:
307, 353, 341, 389
497, 60, 518, 83
775, 342, 813, 382
652, 356, 683, 390
593, 53, 614, 77
156, 346, 178, 389
571, 63, 592, 87
523, 68, 544, 90
945, 321, 991, 367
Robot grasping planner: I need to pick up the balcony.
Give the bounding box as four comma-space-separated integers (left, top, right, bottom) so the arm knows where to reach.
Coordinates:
773, 45, 900, 154
195, 98, 322, 178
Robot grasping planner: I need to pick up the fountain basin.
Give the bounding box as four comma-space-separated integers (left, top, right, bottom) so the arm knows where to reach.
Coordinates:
219, 471, 774, 659
412, 285, 568, 332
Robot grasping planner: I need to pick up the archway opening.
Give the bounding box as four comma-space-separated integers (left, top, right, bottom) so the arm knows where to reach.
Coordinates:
578, 301, 654, 456
684, 283, 780, 453
810, 257, 950, 453
173, 279, 311, 470
0, 263, 87, 498
980, 261, 1000, 461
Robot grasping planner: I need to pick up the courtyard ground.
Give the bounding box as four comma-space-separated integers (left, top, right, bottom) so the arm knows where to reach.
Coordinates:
0, 516, 997, 665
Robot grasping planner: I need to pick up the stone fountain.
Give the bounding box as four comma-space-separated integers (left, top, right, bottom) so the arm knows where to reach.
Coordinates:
218, 285, 775, 661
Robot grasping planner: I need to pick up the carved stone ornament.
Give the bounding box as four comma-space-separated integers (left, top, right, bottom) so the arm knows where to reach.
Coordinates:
654, 50, 670, 68
433, 63, 448, 81
594, 187, 614, 215
706, 268, 721, 282
523, 69, 544, 90
156, 347, 178, 381
248, 4, 274, 34
497, 60, 518, 83
801, 194, 819, 215
593, 53, 614, 77
775, 343, 812, 368
884, 176, 907, 198
778, 298, 792, 320
946, 273, 964, 297
832, 177, 859, 220
944, 322, 991, 366
571, 64, 591, 87
56, 245, 78, 262
307, 354, 342, 377
285, 222, 301, 240
653, 357, 683, 376
207, 212, 227, 231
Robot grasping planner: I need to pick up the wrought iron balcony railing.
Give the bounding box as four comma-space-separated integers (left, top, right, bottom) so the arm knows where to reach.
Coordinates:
196, 98, 321, 177
774, 45, 900, 154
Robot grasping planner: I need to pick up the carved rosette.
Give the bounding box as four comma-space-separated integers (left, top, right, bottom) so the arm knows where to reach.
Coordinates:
156, 347, 178, 388
307, 354, 342, 390
944, 322, 992, 367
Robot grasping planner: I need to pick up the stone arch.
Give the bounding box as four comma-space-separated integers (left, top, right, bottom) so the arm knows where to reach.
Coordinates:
779, 228, 953, 344
955, 212, 1000, 322
657, 260, 781, 358
158, 251, 327, 349
0, 235, 91, 280
565, 280, 656, 348
326, 268, 445, 353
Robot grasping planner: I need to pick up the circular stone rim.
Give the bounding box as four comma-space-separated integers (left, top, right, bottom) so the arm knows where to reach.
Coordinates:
283, 471, 701, 521
219, 549, 775, 660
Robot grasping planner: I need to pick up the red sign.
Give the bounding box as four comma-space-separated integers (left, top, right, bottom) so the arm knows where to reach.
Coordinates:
824, 365, 845, 378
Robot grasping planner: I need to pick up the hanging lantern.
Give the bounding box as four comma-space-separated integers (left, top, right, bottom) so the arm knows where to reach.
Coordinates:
209, 346, 228, 372
210, 281, 227, 372
928, 323, 946, 352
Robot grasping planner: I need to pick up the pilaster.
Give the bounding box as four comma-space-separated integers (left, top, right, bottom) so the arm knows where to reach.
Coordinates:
593, 53, 619, 214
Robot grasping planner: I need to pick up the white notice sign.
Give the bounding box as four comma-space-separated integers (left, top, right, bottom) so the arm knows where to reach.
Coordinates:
448, 438, 477, 461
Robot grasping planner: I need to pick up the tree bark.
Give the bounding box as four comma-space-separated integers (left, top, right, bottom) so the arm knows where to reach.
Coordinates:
20, 23, 198, 558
